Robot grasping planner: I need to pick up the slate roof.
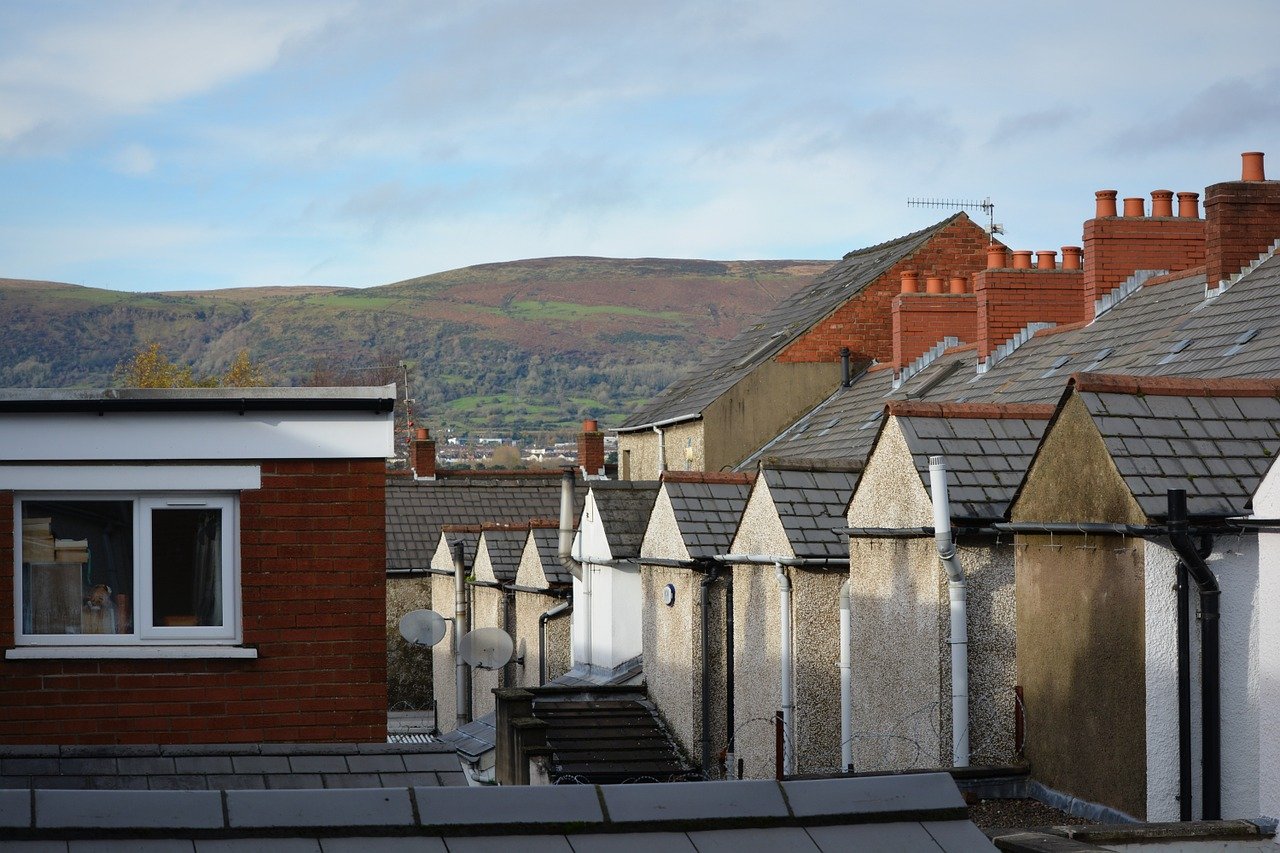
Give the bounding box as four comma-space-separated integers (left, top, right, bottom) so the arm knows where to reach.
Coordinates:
589, 481, 660, 559
433, 526, 481, 575
532, 686, 699, 784
386, 473, 583, 571
1070, 373, 1280, 518
0, 769, 993, 851
476, 526, 528, 583
763, 467, 859, 559
748, 247, 1280, 484
661, 472, 754, 559
619, 215, 966, 430
530, 526, 573, 586
887, 402, 1054, 521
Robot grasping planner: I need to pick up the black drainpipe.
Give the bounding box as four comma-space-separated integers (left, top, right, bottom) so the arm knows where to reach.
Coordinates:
1167, 488, 1221, 820
840, 347, 852, 387
699, 562, 722, 777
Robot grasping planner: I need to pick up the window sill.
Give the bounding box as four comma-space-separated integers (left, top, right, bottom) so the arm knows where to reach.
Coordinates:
5, 646, 258, 660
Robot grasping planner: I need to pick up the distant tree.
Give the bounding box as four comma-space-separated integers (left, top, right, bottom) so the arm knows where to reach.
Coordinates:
221, 350, 267, 387
490, 445, 523, 468
114, 343, 270, 388
113, 343, 200, 388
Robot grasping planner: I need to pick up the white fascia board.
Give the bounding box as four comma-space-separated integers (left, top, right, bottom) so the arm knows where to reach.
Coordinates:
0, 465, 262, 491
0, 411, 393, 461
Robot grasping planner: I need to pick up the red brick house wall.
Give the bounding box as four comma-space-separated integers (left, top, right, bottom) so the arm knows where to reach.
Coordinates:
777, 216, 993, 364
1083, 214, 1205, 311
0, 459, 387, 745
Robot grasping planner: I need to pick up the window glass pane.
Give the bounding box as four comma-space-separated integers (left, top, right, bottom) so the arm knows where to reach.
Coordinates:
21, 500, 133, 636
150, 508, 223, 628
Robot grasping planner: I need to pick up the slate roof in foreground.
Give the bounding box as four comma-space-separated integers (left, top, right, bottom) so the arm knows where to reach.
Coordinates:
1070, 373, 1280, 518
763, 466, 859, 559
0, 770, 993, 851
589, 480, 661, 559
620, 215, 966, 430
661, 471, 755, 559
887, 401, 1055, 521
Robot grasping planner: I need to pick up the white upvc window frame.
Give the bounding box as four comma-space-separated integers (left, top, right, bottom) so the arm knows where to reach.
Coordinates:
13, 491, 242, 648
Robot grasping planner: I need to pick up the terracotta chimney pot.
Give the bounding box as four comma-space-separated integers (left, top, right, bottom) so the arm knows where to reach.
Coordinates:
1036, 250, 1057, 270
1060, 246, 1083, 270
1177, 191, 1200, 218
1123, 197, 1145, 217
986, 246, 1007, 269
1011, 250, 1033, 270
416, 427, 429, 441
900, 271, 919, 293
583, 418, 599, 433
949, 275, 967, 294
1095, 190, 1118, 218
925, 275, 945, 294
1242, 151, 1266, 182
1151, 190, 1174, 218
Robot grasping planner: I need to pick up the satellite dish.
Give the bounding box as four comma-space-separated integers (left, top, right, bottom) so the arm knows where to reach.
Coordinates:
398, 609, 447, 648
460, 626, 514, 670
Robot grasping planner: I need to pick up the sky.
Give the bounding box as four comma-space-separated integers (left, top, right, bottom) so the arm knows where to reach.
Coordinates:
1, 1, 1278, 293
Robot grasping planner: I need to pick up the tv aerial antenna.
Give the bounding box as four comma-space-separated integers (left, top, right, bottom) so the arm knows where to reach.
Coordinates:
459, 626, 515, 671
907, 196, 1003, 243
398, 609, 448, 648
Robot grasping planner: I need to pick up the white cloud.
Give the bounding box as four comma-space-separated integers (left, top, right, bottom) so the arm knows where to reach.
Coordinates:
0, 1, 350, 150
108, 143, 156, 176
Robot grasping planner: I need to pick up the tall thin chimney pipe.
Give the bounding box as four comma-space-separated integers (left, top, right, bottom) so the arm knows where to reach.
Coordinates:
840, 346, 851, 387
558, 468, 575, 559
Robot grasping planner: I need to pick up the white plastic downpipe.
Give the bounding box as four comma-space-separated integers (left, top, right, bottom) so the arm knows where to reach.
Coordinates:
653, 425, 666, 472
775, 562, 795, 776
839, 579, 852, 772
929, 456, 969, 767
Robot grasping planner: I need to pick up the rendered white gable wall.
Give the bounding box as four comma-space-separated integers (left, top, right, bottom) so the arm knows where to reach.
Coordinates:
1143, 536, 1260, 821
570, 489, 643, 674
1251, 465, 1280, 820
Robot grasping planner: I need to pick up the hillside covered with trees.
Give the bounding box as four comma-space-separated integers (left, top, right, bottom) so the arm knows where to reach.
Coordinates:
0, 256, 830, 437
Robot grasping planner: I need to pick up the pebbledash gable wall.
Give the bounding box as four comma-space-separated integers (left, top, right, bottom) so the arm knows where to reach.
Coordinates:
0, 459, 388, 745
776, 217, 993, 365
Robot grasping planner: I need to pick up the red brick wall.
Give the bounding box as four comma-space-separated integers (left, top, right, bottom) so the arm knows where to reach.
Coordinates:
1205, 180, 1280, 287
891, 293, 977, 369
0, 459, 387, 745
776, 216, 993, 364
975, 269, 1088, 360
1083, 215, 1205, 311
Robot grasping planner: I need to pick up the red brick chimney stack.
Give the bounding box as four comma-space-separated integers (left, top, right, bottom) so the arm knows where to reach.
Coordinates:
1083, 182, 1205, 315
413, 427, 436, 480
578, 419, 605, 478
1205, 152, 1280, 289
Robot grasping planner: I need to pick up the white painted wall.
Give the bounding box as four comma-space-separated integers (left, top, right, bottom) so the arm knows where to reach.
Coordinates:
1252, 466, 1280, 820
0, 410, 392, 460
570, 489, 643, 674
1145, 535, 1260, 821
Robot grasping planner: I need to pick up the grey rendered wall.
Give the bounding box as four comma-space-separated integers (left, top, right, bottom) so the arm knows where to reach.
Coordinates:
513, 589, 571, 688
387, 576, 433, 710
469, 584, 506, 720
430, 573, 458, 732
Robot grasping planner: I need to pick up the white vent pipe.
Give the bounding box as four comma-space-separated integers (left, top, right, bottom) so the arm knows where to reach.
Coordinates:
839, 579, 852, 772
775, 562, 795, 776
929, 456, 968, 767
